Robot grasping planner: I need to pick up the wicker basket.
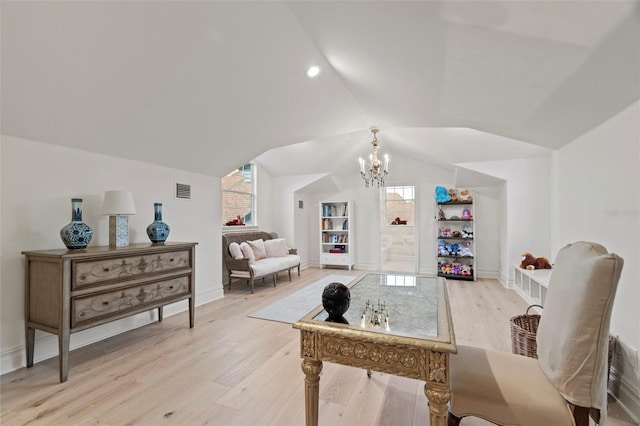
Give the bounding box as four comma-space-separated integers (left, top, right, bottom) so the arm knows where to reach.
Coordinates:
510, 304, 542, 358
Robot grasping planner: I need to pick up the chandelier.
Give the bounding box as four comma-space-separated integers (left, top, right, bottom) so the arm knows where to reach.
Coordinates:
358, 128, 389, 188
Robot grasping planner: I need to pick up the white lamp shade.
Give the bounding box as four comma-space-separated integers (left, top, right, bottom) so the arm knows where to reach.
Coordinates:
102, 191, 136, 215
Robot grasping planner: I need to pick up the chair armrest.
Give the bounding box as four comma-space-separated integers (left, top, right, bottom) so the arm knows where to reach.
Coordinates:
289, 248, 298, 255
226, 258, 252, 273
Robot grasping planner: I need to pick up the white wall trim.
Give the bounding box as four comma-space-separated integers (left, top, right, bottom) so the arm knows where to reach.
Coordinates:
609, 366, 640, 423
477, 268, 499, 280
1, 290, 223, 376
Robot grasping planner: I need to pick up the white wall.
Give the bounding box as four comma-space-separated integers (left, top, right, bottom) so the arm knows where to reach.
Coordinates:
0, 136, 223, 374
302, 174, 501, 277
459, 157, 552, 284
552, 101, 639, 418
553, 101, 639, 348
254, 162, 273, 231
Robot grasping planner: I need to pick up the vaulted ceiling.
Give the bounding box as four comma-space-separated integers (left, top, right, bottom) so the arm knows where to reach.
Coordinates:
2, 1, 639, 178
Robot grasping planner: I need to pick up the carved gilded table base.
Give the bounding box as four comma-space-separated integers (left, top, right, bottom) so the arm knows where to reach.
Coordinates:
298, 330, 451, 426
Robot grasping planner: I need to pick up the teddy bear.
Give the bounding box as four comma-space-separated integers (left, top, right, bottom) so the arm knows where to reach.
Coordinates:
449, 243, 460, 256
461, 224, 473, 238
461, 264, 472, 276
438, 206, 446, 220
452, 262, 462, 275
520, 253, 552, 270
441, 263, 453, 274
459, 241, 473, 257
459, 189, 473, 202
448, 188, 460, 202
435, 186, 451, 203
438, 240, 449, 256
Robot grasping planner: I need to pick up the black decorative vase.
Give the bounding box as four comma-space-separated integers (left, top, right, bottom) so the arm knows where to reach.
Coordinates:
146, 203, 170, 243
60, 198, 93, 249
322, 282, 351, 324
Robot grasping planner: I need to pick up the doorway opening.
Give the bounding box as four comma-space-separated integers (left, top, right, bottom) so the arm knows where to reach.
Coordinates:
380, 185, 417, 273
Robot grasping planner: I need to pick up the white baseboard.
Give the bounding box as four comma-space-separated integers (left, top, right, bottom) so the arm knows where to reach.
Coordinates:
609, 366, 640, 423
476, 269, 499, 280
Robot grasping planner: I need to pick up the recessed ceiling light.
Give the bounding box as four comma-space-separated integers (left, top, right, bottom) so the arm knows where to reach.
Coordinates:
306, 65, 320, 78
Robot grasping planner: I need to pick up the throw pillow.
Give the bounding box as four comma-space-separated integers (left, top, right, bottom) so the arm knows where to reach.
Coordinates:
248, 239, 267, 260
228, 242, 243, 260
239, 242, 256, 264
264, 238, 289, 257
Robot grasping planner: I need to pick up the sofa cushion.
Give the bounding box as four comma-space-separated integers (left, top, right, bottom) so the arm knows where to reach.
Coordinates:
265, 238, 289, 257
248, 239, 267, 260
229, 242, 243, 260
239, 242, 256, 264
249, 255, 301, 278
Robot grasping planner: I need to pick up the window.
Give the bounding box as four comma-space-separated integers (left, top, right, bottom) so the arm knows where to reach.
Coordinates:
221, 164, 255, 226
384, 185, 415, 226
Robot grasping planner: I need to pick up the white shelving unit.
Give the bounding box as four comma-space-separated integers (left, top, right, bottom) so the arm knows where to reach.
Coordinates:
513, 265, 551, 306
436, 199, 476, 281
320, 201, 355, 270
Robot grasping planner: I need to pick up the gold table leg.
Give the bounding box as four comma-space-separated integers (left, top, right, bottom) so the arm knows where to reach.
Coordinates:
302, 359, 323, 426
425, 351, 451, 426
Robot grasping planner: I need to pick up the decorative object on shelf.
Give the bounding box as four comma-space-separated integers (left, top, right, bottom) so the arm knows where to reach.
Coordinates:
461, 208, 472, 220
102, 190, 136, 247
322, 282, 351, 324
390, 217, 407, 225
60, 198, 93, 249
438, 206, 446, 220
519, 253, 552, 270
360, 299, 389, 330
435, 186, 451, 203
225, 215, 245, 226
358, 128, 389, 188
459, 189, 473, 202
146, 202, 170, 243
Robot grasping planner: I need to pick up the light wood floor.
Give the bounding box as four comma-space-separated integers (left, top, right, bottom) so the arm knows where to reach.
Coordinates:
1, 268, 636, 426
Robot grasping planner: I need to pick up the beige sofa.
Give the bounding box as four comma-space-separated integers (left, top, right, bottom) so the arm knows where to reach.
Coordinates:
222, 231, 300, 293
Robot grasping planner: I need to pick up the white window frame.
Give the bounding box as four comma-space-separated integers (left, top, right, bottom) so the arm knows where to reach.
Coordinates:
221, 163, 257, 229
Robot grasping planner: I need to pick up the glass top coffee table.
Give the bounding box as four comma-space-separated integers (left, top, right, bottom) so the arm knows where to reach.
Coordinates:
293, 273, 457, 426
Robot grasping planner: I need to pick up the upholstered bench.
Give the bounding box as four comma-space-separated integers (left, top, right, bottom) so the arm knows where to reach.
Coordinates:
222, 231, 300, 293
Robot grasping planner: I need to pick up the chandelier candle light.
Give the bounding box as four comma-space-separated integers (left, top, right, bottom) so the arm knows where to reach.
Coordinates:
102, 190, 136, 247
359, 128, 389, 188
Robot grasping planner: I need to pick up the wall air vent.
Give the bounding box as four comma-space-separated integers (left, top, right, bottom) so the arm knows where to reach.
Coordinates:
176, 183, 191, 199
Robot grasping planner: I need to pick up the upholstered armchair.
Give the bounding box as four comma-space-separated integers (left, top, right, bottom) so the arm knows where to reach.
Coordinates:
448, 241, 624, 426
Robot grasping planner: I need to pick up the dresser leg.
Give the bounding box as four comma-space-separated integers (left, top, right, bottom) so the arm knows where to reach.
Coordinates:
58, 332, 70, 383
158, 307, 163, 322
189, 297, 194, 328
26, 326, 35, 367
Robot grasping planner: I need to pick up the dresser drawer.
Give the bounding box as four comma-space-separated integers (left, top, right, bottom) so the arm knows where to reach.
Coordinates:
73, 250, 190, 288
72, 276, 190, 326
321, 253, 349, 265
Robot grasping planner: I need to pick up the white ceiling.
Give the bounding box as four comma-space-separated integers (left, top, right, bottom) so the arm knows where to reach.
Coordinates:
2, 1, 639, 179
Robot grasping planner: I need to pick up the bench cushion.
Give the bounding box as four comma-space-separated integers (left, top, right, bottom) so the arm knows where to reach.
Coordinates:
450, 345, 574, 425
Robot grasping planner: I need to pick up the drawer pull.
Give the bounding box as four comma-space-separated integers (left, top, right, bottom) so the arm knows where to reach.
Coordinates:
169, 258, 175, 262
103, 267, 110, 272
102, 301, 109, 306
168, 286, 174, 290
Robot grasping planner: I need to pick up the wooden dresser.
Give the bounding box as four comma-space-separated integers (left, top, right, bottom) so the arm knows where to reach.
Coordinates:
22, 242, 197, 382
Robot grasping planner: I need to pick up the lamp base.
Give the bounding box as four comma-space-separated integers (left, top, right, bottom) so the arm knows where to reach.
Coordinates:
109, 215, 129, 247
